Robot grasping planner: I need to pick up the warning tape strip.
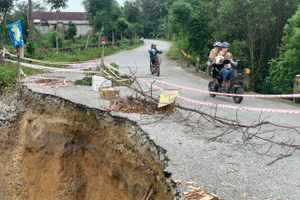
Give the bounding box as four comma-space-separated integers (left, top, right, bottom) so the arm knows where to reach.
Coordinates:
4, 59, 101, 74
104, 63, 300, 115
149, 79, 300, 98
4, 50, 99, 66
5, 52, 300, 114
141, 79, 300, 115
103, 62, 300, 98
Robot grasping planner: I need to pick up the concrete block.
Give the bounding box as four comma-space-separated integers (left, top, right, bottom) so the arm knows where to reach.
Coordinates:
92, 76, 111, 92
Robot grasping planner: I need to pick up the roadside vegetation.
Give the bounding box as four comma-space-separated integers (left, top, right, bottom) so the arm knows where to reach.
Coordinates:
0, 63, 41, 88
28, 41, 143, 63
167, 41, 181, 60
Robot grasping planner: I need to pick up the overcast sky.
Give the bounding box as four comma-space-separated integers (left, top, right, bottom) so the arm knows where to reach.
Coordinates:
50, 0, 125, 12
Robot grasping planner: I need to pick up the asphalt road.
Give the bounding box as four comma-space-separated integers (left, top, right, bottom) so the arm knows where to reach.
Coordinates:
24, 40, 300, 200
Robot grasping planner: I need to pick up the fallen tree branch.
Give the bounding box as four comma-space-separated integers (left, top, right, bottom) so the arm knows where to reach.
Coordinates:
99, 71, 300, 165
267, 148, 298, 166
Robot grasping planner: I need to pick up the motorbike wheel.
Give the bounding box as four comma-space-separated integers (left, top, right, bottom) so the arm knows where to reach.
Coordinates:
208, 81, 216, 97
150, 63, 154, 74
232, 87, 243, 104
157, 67, 160, 76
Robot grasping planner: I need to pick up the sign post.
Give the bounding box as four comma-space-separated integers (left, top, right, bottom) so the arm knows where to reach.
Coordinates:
293, 75, 300, 104
101, 38, 105, 73
7, 21, 24, 90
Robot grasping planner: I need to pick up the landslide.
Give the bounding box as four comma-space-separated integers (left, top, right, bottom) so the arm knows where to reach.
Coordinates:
0, 87, 174, 200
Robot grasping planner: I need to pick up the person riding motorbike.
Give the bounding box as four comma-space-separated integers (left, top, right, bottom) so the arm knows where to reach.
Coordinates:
208, 41, 222, 65
215, 42, 233, 93
148, 43, 162, 66
209, 41, 222, 85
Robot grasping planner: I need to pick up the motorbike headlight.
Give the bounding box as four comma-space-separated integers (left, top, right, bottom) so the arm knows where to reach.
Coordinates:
244, 68, 251, 74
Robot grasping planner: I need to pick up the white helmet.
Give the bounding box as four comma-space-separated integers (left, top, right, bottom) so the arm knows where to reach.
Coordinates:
213, 41, 222, 47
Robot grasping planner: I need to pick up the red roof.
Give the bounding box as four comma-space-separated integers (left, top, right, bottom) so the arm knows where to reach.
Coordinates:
32, 12, 87, 21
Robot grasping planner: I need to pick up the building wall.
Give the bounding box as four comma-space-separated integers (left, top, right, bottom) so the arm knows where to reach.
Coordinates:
37, 25, 51, 35
33, 20, 92, 37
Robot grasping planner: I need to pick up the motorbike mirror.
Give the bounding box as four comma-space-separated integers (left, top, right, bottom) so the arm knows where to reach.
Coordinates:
223, 59, 231, 64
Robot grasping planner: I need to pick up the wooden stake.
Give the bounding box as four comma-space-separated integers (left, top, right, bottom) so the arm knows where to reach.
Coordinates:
17, 46, 21, 86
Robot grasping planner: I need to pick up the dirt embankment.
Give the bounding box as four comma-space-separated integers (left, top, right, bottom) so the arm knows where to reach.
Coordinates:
0, 87, 174, 200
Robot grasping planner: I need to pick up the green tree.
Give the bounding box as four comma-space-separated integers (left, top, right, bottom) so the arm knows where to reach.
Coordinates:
44, 0, 68, 51
83, 0, 112, 19
10, 1, 46, 41
66, 21, 77, 40
83, 0, 119, 45
116, 18, 129, 42
45, 0, 68, 11
169, 1, 192, 38
267, 5, 300, 94
216, 0, 275, 91
106, 1, 122, 45
0, 0, 13, 47
136, 0, 168, 37
123, 1, 140, 23
169, 0, 211, 58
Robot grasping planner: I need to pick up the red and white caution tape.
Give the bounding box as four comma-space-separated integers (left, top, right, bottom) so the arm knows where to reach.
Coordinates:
102, 65, 300, 115
141, 79, 300, 115
4, 59, 101, 74
103, 63, 300, 98
149, 79, 300, 98
4, 50, 99, 66
5, 52, 300, 114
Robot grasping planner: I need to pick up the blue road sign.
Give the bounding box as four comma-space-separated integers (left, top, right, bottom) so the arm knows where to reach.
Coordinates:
7, 21, 24, 47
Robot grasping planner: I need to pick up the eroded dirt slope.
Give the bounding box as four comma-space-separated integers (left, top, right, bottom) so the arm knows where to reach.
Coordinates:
0, 87, 174, 200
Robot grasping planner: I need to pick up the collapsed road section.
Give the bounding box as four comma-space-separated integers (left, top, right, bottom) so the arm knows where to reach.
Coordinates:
0, 86, 174, 200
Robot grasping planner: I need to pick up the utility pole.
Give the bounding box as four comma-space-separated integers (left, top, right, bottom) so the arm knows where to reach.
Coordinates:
101, 38, 105, 73
28, 0, 33, 41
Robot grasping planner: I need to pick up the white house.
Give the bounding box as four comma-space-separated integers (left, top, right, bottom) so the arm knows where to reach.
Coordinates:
32, 12, 92, 37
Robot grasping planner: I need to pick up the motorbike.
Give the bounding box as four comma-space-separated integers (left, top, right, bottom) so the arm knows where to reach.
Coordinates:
150, 54, 162, 77
208, 59, 244, 104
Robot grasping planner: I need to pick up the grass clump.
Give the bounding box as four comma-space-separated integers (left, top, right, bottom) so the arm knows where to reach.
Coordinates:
167, 41, 181, 60
0, 63, 41, 87
75, 62, 132, 87
33, 42, 144, 63
74, 76, 92, 86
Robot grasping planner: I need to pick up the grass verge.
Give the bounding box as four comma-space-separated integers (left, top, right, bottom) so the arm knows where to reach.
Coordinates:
33, 42, 144, 63
167, 41, 181, 60
0, 63, 41, 88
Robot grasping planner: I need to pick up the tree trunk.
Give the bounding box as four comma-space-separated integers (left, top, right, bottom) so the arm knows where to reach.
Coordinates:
56, 10, 59, 52
275, 0, 285, 57
121, 32, 123, 43
27, 0, 33, 41
0, 11, 8, 45
250, 43, 256, 91
112, 27, 114, 46
2, 10, 7, 26
85, 27, 94, 50
98, 31, 101, 48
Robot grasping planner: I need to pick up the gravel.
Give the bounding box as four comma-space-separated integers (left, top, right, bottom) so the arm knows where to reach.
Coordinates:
0, 89, 20, 126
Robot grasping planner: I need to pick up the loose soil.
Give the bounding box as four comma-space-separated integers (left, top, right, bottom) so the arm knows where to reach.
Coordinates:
108, 97, 169, 115
0, 87, 174, 200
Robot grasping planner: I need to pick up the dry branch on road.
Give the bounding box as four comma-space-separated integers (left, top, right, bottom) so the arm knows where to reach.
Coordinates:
102, 71, 300, 165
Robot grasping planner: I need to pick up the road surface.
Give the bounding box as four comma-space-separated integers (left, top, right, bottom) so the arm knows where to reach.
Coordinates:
24, 40, 300, 200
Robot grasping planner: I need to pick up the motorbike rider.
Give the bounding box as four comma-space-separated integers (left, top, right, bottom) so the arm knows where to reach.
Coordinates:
208, 41, 222, 65
148, 43, 162, 65
209, 41, 222, 85
215, 42, 233, 93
